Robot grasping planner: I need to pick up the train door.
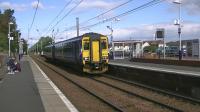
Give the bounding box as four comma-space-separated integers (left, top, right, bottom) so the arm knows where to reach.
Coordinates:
82, 37, 90, 65
92, 41, 100, 62
101, 37, 109, 63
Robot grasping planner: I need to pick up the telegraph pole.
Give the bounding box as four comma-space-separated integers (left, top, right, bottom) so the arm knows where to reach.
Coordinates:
76, 17, 79, 37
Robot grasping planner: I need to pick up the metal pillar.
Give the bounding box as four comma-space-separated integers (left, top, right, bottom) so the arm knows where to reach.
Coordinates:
8, 24, 11, 57
174, 0, 182, 60
76, 17, 79, 37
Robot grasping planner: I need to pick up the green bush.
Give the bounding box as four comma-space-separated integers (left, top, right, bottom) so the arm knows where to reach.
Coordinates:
144, 45, 158, 53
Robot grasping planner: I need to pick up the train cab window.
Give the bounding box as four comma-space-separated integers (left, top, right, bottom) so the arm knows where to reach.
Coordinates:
84, 42, 89, 50
101, 41, 107, 49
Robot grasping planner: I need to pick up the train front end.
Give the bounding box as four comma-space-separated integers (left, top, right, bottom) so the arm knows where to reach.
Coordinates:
82, 33, 109, 74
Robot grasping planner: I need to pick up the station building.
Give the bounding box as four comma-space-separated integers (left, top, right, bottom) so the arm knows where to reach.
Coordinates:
166, 39, 200, 57
111, 39, 200, 59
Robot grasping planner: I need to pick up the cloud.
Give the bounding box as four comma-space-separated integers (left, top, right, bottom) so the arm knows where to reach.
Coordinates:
54, 22, 200, 43
182, 0, 200, 15
0, 2, 11, 9
79, 0, 116, 10
0, 2, 27, 11
167, 0, 200, 16
112, 22, 200, 41
0, 1, 50, 11
31, 1, 44, 9
72, 0, 121, 13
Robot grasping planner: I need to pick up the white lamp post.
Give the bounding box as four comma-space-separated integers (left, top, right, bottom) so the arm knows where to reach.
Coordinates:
173, 0, 182, 60
106, 18, 120, 59
8, 22, 14, 57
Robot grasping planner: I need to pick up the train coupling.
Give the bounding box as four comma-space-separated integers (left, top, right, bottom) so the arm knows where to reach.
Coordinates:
94, 63, 100, 69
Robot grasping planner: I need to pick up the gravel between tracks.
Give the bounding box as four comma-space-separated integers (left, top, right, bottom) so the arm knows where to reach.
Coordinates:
95, 76, 200, 112
33, 57, 173, 112
33, 57, 115, 112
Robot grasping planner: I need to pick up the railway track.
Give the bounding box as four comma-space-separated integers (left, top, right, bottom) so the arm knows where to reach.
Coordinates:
32, 56, 200, 112
102, 74, 200, 104
90, 77, 182, 112
32, 57, 123, 112
90, 75, 200, 112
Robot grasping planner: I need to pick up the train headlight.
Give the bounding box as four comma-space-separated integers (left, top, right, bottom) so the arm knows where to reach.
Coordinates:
83, 57, 89, 61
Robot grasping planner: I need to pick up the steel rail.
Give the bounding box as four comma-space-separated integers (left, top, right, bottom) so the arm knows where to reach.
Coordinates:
90, 77, 183, 112
103, 74, 200, 104
32, 57, 124, 112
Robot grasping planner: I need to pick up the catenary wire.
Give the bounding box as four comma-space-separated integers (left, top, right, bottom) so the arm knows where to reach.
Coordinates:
80, 0, 165, 30
44, 0, 84, 36
65, 0, 135, 31
29, 0, 40, 32
42, 0, 73, 36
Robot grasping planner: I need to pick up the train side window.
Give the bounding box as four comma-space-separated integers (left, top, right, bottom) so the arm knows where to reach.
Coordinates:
101, 41, 107, 49
84, 42, 89, 50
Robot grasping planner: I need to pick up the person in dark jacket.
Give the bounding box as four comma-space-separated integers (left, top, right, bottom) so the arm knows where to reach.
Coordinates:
7, 57, 15, 74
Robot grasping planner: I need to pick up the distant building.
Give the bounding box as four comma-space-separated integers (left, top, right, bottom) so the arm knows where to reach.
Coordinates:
143, 40, 164, 48
112, 40, 143, 59
111, 38, 200, 59
167, 39, 200, 57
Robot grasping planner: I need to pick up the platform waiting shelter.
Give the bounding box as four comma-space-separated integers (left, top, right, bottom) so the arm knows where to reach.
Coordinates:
112, 40, 143, 59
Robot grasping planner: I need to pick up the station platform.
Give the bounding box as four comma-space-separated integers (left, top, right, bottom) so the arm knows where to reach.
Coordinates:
109, 59, 200, 77
0, 56, 78, 112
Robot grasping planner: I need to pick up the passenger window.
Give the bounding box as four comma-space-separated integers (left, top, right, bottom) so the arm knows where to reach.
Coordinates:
84, 42, 89, 50
101, 41, 107, 49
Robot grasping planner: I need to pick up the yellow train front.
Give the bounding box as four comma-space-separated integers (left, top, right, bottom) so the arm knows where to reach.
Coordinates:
81, 33, 109, 74
43, 32, 109, 74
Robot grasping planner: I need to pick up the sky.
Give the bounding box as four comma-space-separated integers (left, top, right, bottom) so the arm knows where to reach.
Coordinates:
0, 0, 200, 46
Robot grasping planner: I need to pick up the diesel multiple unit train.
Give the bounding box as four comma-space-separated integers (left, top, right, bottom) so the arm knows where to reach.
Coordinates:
43, 32, 109, 74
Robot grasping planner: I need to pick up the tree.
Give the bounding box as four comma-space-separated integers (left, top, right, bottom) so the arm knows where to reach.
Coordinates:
143, 45, 158, 53
30, 36, 53, 53
0, 9, 18, 53
22, 39, 28, 54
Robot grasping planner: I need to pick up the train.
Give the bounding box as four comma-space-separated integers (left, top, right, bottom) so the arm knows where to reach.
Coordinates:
43, 32, 109, 74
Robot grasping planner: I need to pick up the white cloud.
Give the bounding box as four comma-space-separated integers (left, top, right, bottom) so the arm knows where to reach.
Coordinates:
182, 0, 200, 15
112, 22, 200, 41
31, 1, 44, 9
167, 0, 200, 16
0, 2, 27, 11
72, 0, 121, 14
79, 0, 116, 10
0, 2, 11, 9
52, 22, 200, 43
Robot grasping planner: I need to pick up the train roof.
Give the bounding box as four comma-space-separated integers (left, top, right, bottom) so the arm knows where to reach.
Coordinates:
45, 32, 107, 48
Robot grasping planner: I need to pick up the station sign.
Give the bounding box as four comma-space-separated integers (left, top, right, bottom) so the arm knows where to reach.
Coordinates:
10, 37, 14, 40
156, 28, 165, 39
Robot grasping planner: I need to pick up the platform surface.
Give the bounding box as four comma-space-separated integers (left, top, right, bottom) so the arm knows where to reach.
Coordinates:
109, 59, 200, 77
0, 56, 77, 112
